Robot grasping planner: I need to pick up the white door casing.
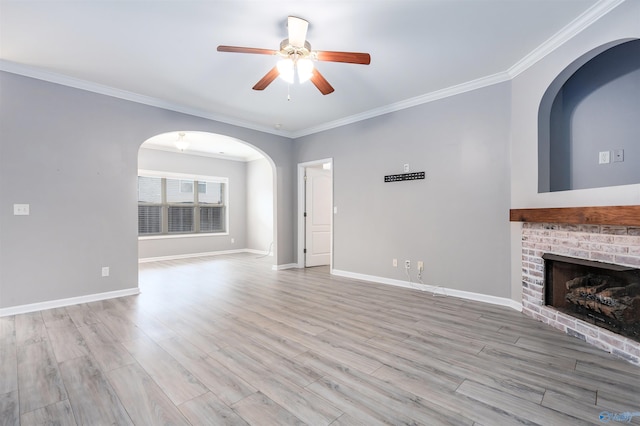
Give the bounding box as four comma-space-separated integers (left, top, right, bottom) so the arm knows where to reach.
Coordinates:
305, 166, 331, 267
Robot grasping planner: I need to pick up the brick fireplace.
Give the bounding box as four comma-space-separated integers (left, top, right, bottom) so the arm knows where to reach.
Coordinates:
512, 206, 640, 365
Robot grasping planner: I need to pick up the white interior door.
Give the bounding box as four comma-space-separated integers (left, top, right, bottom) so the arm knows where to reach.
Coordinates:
305, 166, 331, 267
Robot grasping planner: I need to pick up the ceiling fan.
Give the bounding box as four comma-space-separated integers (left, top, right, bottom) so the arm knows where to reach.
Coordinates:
217, 16, 371, 95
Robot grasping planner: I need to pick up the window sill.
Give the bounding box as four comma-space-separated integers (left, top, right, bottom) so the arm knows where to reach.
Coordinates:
139, 232, 229, 241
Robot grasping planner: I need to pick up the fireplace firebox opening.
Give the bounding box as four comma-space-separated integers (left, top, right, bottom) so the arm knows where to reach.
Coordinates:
543, 253, 640, 343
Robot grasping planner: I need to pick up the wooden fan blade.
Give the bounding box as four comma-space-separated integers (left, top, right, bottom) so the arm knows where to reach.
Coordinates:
217, 45, 278, 55
252, 66, 280, 91
316, 51, 371, 65
310, 70, 334, 95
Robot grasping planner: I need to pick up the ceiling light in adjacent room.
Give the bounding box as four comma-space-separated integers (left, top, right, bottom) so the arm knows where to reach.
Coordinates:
175, 132, 189, 151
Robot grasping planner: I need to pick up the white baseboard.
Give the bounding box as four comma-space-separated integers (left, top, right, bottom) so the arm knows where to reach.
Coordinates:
139, 249, 247, 263
140, 249, 285, 270
331, 269, 522, 312
244, 249, 272, 256
0, 287, 140, 317
272, 263, 299, 271
505, 300, 523, 312
1, 265, 522, 317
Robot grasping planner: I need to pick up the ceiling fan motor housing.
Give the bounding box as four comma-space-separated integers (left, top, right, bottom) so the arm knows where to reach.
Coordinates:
279, 39, 312, 59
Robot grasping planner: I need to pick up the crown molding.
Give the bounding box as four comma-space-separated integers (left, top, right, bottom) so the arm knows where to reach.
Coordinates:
290, 72, 512, 138
0, 58, 508, 140
508, 0, 625, 78
0, 0, 623, 140
139, 144, 262, 162
0, 59, 292, 138
293, 0, 623, 139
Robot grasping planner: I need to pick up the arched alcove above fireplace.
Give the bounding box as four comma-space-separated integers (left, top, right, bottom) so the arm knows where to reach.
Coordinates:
538, 39, 640, 193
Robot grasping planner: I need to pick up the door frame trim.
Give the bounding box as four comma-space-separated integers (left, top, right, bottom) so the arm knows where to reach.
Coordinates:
297, 158, 333, 269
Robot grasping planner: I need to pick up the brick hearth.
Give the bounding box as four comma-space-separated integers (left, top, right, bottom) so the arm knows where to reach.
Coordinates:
520, 222, 640, 365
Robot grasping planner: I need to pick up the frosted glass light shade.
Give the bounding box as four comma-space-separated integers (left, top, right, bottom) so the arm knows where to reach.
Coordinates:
297, 58, 314, 83
277, 59, 294, 84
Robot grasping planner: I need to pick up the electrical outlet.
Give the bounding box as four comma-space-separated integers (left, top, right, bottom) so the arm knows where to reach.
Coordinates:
417, 261, 424, 272
404, 164, 410, 173
101, 267, 110, 277
599, 151, 610, 164
405, 260, 411, 269
231, 238, 235, 244
392, 258, 398, 267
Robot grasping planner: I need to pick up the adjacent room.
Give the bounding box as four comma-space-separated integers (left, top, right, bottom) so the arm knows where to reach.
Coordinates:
1, 1, 639, 424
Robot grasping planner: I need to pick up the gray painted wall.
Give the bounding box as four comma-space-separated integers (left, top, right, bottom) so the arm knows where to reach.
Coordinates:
137, 148, 248, 259
0, 71, 294, 309
295, 82, 512, 298
2, 1, 638, 312
246, 158, 274, 253
548, 40, 640, 191
568, 42, 640, 191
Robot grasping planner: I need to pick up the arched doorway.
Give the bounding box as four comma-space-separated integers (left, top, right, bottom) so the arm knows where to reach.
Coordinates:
136, 131, 277, 265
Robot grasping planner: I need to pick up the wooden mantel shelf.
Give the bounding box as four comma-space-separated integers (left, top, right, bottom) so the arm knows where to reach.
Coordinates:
510, 205, 640, 227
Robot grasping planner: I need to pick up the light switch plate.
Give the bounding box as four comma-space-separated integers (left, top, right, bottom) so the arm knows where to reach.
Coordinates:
14, 204, 30, 215
599, 151, 610, 164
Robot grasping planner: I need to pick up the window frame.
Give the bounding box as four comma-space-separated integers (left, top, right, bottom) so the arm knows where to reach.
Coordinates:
138, 170, 229, 239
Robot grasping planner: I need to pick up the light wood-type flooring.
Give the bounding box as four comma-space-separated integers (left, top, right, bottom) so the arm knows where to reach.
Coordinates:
2, 253, 640, 425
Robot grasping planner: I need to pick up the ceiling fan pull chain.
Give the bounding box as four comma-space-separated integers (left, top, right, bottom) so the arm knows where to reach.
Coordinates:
287, 84, 291, 101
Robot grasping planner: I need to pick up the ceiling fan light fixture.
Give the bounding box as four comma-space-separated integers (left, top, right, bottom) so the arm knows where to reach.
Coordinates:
277, 58, 295, 84
217, 15, 369, 95
297, 58, 314, 83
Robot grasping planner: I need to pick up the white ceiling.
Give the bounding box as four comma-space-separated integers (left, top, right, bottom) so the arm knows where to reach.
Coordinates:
0, 0, 620, 141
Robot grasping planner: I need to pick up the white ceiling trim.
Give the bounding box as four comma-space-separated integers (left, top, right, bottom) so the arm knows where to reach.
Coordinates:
0, 0, 622, 140
0, 60, 287, 138
290, 71, 511, 138
138, 169, 229, 183
508, 0, 625, 77
139, 144, 261, 162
